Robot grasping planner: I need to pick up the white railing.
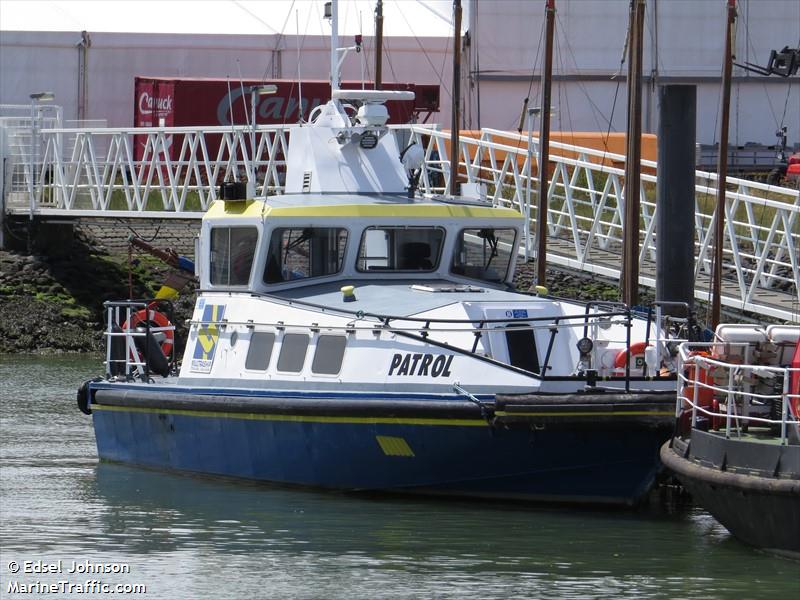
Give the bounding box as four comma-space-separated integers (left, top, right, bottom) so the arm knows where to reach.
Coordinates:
3, 122, 798, 320
676, 341, 800, 445
408, 125, 799, 320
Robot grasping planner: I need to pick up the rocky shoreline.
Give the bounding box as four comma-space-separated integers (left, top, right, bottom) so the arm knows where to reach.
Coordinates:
0, 231, 197, 354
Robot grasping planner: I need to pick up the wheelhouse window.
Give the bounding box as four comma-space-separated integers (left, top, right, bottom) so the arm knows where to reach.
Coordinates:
451, 228, 516, 283
210, 226, 259, 286
264, 227, 348, 283
357, 226, 444, 272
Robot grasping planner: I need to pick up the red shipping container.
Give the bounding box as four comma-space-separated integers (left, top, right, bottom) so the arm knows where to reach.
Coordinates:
133, 77, 439, 164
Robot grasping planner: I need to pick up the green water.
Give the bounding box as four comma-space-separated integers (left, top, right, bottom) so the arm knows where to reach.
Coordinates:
1, 355, 797, 599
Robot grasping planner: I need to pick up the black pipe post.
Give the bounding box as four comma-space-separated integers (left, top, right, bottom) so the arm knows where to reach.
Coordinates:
449, 0, 462, 197
374, 0, 383, 89
656, 85, 696, 314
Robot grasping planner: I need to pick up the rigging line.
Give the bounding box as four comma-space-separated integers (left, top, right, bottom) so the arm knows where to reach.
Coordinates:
258, 0, 296, 81
396, 3, 451, 99
232, 0, 282, 35
512, 12, 546, 133
475, 0, 481, 130
594, 5, 633, 172
554, 26, 575, 154
778, 77, 794, 130
283, 4, 316, 126
738, 3, 780, 131
554, 11, 611, 133
383, 33, 399, 85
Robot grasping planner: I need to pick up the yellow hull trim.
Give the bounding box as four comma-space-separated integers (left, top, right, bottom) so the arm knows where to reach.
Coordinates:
92, 403, 487, 427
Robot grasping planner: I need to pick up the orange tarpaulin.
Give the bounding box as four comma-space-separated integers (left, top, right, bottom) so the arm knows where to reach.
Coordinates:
439, 131, 658, 174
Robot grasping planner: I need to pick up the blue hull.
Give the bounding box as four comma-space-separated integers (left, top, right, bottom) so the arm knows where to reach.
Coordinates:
89, 387, 673, 506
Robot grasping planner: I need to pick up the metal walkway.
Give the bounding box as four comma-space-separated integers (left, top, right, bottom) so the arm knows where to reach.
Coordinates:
1, 118, 797, 322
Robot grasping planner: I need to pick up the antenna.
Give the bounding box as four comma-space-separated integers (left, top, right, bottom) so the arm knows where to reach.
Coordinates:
225, 77, 237, 183
329, 0, 339, 92
296, 9, 304, 122
236, 60, 250, 128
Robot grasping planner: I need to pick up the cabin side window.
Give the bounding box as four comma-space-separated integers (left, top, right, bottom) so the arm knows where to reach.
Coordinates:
451, 228, 516, 283
210, 226, 259, 286
311, 335, 347, 375
356, 226, 445, 272
245, 332, 276, 371
276, 333, 310, 372
263, 227, 348, 284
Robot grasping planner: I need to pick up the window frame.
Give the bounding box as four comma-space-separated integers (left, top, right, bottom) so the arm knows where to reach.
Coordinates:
355, 225, 446, 273
263, 226, 349, 285
275, 332, 311, 373
244, 330, 277, 371
311, 334, 348, 376
450, 227, 517, 283
209, 225, 260, 287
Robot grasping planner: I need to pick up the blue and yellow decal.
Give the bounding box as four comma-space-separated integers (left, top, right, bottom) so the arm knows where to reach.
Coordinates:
191, 303, 226, 373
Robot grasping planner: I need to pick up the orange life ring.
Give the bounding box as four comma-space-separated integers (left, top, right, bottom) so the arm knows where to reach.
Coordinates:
123, 308, 174, 359
614, 342, 650, 370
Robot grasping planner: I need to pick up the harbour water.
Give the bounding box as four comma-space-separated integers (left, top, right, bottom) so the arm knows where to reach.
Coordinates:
1, 354, 797, 599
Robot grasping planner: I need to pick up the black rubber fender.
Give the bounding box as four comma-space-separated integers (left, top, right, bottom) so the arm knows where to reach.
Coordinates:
77, 377, 103, 415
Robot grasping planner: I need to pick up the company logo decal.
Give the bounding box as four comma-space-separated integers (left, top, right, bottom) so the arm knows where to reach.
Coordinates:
388, 353, 454, 377
138, 92, 174, 116
191, 304, 226, 373
215, 88, 323, 125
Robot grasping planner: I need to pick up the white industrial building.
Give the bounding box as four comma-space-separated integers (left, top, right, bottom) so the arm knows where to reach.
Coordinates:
1, 0, 798, 146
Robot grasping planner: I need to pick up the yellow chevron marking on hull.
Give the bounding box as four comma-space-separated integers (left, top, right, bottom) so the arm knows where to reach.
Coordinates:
92, 404, 486, 427
376, 435, 415, 457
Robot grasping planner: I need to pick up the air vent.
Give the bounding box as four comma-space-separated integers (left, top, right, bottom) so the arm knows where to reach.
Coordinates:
411, 284, 485, 293
302, 171, 312, 193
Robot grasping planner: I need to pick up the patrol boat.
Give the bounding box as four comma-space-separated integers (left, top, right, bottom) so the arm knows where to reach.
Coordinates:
77, 7, 682, 506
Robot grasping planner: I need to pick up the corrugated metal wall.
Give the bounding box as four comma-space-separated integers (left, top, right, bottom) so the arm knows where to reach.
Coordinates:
1, 0, 797, 145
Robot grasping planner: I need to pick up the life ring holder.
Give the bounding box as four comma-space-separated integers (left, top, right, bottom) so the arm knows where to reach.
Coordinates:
613, 342, 650, 371
122, 305, 175, 360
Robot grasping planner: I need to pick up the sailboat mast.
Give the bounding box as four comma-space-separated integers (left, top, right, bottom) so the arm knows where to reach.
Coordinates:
450, 0, 462, 196
710, 0, 736, 328
622, 0, 644, 307
374, 0, 383, 89
535, 0, 555, 286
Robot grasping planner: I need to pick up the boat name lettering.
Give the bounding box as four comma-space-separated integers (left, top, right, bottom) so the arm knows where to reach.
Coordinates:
388, 353, 454, 377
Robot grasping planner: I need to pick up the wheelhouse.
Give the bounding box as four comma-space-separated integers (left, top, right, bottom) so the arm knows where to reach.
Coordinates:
201, 196, 525, 293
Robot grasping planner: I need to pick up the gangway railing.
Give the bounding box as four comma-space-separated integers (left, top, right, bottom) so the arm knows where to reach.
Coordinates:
2, 122, 798, 321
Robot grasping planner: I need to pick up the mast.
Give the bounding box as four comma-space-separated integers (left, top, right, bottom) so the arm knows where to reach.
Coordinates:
374, 0, 383, 89
535, 0, 555, 286
449, 0, 462, 196
710, 0, 736, 329
622, 0, 644, 307
330, 0, 340, 93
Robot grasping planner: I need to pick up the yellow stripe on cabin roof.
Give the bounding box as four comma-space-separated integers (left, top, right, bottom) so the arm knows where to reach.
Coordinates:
205, 200, 522, 220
